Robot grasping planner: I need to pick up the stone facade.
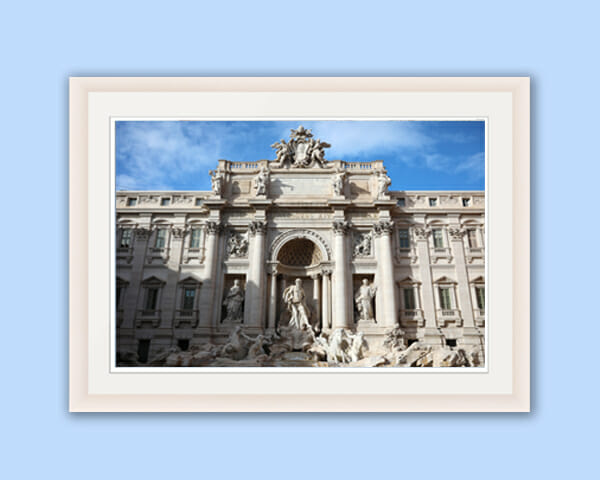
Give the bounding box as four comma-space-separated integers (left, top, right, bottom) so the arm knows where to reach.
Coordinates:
116, 127, 485, 367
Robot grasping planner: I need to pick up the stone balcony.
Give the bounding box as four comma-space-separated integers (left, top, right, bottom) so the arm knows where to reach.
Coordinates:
400, 309, 425, 327
174, 309, 200, 328
436, 308, 463, 327
135, 309, 162, 328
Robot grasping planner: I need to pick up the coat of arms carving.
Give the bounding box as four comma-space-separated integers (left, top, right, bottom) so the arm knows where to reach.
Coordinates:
271, 125, 332, 168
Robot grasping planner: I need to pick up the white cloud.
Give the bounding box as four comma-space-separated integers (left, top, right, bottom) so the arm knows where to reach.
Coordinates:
279, 121, 433, 159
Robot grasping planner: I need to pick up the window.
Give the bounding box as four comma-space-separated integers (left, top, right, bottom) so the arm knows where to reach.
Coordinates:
190, 228, 201, 248
398, 228, 410, 249
467, 228, 478, 248
127, 197, 137, 206
439, 287, 452, 310
145, 287, 159, 311
177, 339, 190, 351
120, 228, 132, 248
161, 197, 171, 206
403, 288, 415, 310
475, 286, 485, 310
432, 228, 444, 248
397, 197, 406, 207
182, 287, 196, 311
155, 228, 167, 248
195, 198, 203, 206
137, 339, 151, 363
429, 197, 437, 207
462, 197, 471, 207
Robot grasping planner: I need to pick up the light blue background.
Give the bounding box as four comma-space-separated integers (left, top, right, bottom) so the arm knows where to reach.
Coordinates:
1, 1, 597, 478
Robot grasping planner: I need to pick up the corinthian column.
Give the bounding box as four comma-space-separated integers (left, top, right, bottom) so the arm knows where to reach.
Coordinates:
198, 220, 222, 332
448, 227, 479, 345
321, 268, 332, 331
414, 226, 443, 345
244, 220, 267, 331
332, 220, 351, 329
267, 264, 278, 332
373, 220, 398, 328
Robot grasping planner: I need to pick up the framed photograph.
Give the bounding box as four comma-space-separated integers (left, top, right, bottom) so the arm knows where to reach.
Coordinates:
70, 77, 529, 412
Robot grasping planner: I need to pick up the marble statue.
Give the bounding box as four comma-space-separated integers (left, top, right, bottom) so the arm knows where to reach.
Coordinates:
210, 170, 224, 196
377, 170, 391, 198
254, 166, 269, 196
247, 334, 271, 361
332, 170, 345, 196
220, 325, 252, 360
327, 329, 351, 363
222, 279, 244, 322
353, 232, 372, 257
282, 278, 311, 329
348, 331, 368, 362
270, 139, 291, 167
309, 138, 331, 167
354, 279, 377, 322
226, 232, 248, 257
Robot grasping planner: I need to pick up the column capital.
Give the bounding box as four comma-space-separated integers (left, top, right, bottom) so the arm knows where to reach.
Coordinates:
448, 227, 465, 240
205, 221, 223, 235
171, 226, 188, 238
134, 227, 152, 239
413, 226, 430, 240
373, 220, 394, 237
248, 220, 267, 236
332, 220, 349, 235
321, 266, 333, 276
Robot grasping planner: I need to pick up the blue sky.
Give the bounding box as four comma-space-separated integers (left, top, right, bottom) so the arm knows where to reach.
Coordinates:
116, 120, 485, 191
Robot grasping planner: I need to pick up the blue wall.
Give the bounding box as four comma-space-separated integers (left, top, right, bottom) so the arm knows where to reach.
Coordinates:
1, 1, 597, 478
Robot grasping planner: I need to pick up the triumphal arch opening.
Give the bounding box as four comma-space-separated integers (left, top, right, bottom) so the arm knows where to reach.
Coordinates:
116, 126, 485, 367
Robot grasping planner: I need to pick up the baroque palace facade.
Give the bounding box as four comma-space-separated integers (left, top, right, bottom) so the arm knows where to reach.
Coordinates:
116, 127, 485, 367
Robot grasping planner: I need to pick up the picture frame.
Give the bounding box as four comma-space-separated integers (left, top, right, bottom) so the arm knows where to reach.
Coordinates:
69, 77, 529, 412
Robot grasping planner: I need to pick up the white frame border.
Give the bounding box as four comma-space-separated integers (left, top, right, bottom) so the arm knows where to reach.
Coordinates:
70, 77, 529, 412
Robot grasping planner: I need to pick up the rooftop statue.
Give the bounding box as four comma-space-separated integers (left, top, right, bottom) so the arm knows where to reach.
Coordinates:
271, 126, 332, 169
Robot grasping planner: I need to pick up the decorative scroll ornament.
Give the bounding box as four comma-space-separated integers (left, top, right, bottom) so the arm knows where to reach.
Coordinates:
248, 220, 267, 236
332, 220, 349, 235
413, 227, 430, 240
271, 125, 332, 169
206, 221, 223, 235
373, 220, 394, 237
448, 227, 465, 240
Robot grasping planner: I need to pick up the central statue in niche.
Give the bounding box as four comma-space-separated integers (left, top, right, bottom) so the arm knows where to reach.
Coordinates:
282, 278, 311, 329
